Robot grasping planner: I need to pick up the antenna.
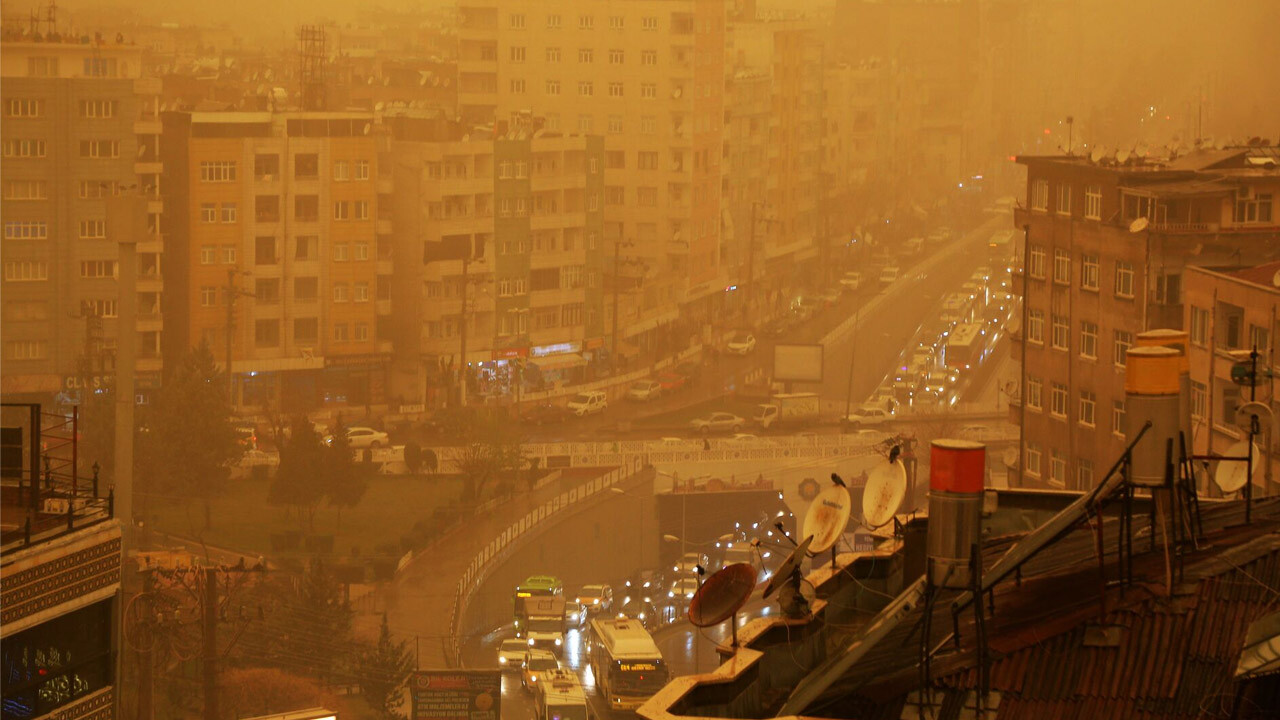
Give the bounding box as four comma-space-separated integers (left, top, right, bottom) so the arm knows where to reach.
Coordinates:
862, 459, 908, 529
1214, 441, 1258, 494
687, 563, 756, 647
803, 484, 851, 560
298, 25, 328, 111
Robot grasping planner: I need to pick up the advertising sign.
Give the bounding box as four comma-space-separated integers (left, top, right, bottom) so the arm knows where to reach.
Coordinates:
773, 344, 825, 383
410, 670, 501, 720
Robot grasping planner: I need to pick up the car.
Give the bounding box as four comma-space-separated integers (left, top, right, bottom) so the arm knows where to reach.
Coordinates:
818, 288, 842, 305
673, 551, 709, 576
231, 449, 280, 479
843, 405, 892, 427
623, 569, 665, 603
628, 380, 663, 402
927, 227, 953, 245
878, 267, 901, 284
523, 403, 574, 425
839, 271, 863, 291
655, 372, 688, 392
521, 649, 560, 691
690, 412, 745, 434
326, 426, 388, 449
234, 425, 258, 450
615, 597, 660, 629
760, 316, 790, 339
674, 360, 702, 384
667, 577, 700, 603
566, 390, 608, 416
728, 433, 762, 443
498, 639, 528, 671
726, 332, 756, 355
575, 584, 614, 615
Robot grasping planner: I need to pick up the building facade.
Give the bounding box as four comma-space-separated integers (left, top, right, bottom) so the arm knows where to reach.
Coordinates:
1, 35, 164, 405
1011, 146, 1280, 489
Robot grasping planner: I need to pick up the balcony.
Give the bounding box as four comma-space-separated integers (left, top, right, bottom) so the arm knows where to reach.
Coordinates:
134, 161, 162, 176
1150, 221, 1218, 233
376, 218, 393, 235
376, 299, 392, 315
137, 271, 163, 292
134, 118, 161, 136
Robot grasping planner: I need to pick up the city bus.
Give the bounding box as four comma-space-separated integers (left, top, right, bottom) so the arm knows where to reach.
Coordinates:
945, 322, 987, 372
587, 617, 669, 711
535, 668, 589, 720
515, 575, 564, 636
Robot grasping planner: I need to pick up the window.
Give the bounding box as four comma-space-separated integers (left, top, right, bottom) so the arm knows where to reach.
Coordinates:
1112, 400, 1127, 438
4, 261, 49, 281
510, 79, 526, 94
254, 153, 280, 179
7, 98, 44, 117
510, 46, 526, 62
1050, 382, 1068, 417
579, 15, 594, 29
547, 14, 561, 28
79, 99, 116, 118
1025, 444, 1042, 476
545, 79, 560, 95
4, 340, 49, 361
79, 140, 119, 159
1234, 193, 1274, 224
334, 283, 349, 302
200, 246, 216, 264
561, 265, 585, 288
609, 49, 624, 64
255, 237, 278, 265
333, 243, 349, 262
609, 15, 624, 30
295, 153, 319, 179
82, 299, 116, 318
334, 201, 350, 220
355, 242, 370, 260
641, 83, 657, 99
510, 13, 525, 28
353, 282, 370, 302
1190, 306, 1209, 346
561, 302, 584, 326
1192, 381, 1207, 419
605, 186, 626, 205
608, 82, 624, 97
83, 57, 118, 76
1115, 261, 1135, 298
578, 115, 593, 133
1249, 323, 1270, 355
1079, 391, 1096, 427
79, 181, 116, 199
255, 319, 280, 347
294, 277, 319, 301
1078, 459, 1095, 488
333, 323, 349, 342
637, 187, 658, 206
578, 81, 594, 96
637, 151, 659, 170
27, 56, 59, 76
1030, 178, 1049, 210
355, 200, 370, 220
78, 220, 105, 239
642, 50, 657, 66
255, 278, 280, 304
1051, 314, 1069, 350
6, 221, 48, 240
199, 160, 236, 182
355, 323, 370, 341
3, 139, 46, 157
334, 160, 350, 181
294, 317, 318, 343
295, 236, 318, 261
641, 116, 656, 134
1081, 254, 1099, 290
1050, 450, 1067, 486
1085, 185, 1101, 219
221, 203, 237, 223
200, 286, 218, 307
546, 47, 561, 62
1056, 183, 1072, 214
200, 203, 217, 223
1027, 309, 1045, 344
1028, 245, 1046, 279
1053, 249, 1070, 283
222, 247, 237, 264
80, 260, 117, 279
608, 115, 623, 134
642, 16, 658, 30
356, 160, 370, 180
1026, 376, 1043, 410
578, 48, 594, 63
1113, 330, 1133, 366
1080, 321, 1098, 359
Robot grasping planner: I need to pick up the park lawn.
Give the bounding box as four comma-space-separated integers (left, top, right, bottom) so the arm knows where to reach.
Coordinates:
143, 472, 464, 559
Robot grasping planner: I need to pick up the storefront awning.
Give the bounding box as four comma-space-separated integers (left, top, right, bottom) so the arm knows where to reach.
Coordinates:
623, 308, 680, 339
528, 353, 586, 371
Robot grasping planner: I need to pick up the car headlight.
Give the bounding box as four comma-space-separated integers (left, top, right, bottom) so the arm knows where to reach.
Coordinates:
643, 582, 650, 588
638, 612, 646, 619
554, 638, 562, 646
623, 596, 631, 605
592, 599, 599, 605
499, 656, 507, 664
531, 676, 537, 682
643, 596, 651, 603
668, 591, 674, 598
687, 592, 694, 599
673, 565, 679, 572
528, 638, 535, 646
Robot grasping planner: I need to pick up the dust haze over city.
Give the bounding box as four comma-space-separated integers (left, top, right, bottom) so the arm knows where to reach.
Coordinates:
3, 1, 1280, 720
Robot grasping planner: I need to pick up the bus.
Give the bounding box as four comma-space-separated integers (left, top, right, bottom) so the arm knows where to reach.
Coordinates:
945, 322, 987, 372
536, 668, 589, 720
587, 617, 669, 711
515, 576, 564, 636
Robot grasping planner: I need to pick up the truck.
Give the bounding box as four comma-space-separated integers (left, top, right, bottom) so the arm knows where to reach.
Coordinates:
519, 595, 568, 653
753, 392, 820, 430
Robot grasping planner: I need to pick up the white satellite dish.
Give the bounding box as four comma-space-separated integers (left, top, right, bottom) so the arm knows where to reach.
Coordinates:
1215, 441, 1260, 494
1117, 149, 1131, 164
803, 485, 851, 555
1090, 147, 1105, 163
1271, 269, 1280, 289
862, 460, 907, 529
1129, 217, 1150, 233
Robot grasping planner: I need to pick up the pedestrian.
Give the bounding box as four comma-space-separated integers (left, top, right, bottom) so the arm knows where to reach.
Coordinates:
703, 438, 711, 451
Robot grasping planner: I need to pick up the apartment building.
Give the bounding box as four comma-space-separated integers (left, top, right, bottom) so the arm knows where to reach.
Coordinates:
1, 34, 164, 404
161, 111, 393, 412
456, 0, 726, 352
1184, 263, 1279, 495
1011, 145, 1280, 489
388, 113, 606, 407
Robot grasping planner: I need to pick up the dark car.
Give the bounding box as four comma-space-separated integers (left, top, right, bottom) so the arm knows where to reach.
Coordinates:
522, 403, 573, 425
674, 360, 702, 384
615, 597, 660, 629
623, 569, 666, 604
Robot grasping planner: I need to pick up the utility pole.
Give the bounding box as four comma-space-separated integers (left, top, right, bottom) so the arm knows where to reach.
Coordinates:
224, 269, 255, 406
458, 255, 470, 408
843, 306, 862, 419
202, 567, 220, 720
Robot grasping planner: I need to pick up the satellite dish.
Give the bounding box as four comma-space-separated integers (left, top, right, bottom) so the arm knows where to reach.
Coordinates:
763, 535, 813, 599
803, 485, 851, 555
1215, 441, 1260, 494
688, 563, 755, 627
1117, 149, 1131, 164
863, 460, 907, 529
1129, 217, 1150, 233
1271, 269, 1280, 289
1090, 147, 1105, 163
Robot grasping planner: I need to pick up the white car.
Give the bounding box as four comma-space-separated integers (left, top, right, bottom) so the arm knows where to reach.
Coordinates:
673, 551, 709, 575
878, 267, 901, 285
691, 412, 746, 434
231, 449, 280, 479
627, 380, 663, 402
567, 390, 608, 416
327, 426, 388, 449
668, 577, 700, 602
497, 639, 527, 671
839, 271, 862, 291
843, 405, 892, 427
726, 333, 756, 355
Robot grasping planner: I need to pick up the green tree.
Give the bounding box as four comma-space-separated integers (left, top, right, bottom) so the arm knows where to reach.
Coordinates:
455, 412, 524, 503
358, 614, 414, 719
269, 416, 328, 531
284, 559, 354, 680
136, 342, 241, 531
324, 418, 369, 535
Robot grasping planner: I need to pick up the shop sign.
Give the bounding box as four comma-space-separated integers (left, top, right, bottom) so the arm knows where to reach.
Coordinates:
399, 404, 426, 414
491, 347, 528, 360
64, 375, 111, 390
531, 342, 580, 358
325, 354, 388, 369
585, 337, 605, 350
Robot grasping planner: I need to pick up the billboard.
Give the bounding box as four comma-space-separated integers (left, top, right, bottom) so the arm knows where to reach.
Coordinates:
409, 670, 501, 720
773, 344, 824, 383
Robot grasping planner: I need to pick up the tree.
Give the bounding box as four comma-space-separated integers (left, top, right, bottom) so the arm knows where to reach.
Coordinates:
403, 441, 423, 475
269, 416, 328, 530
136, 342, 241, 531
455, 412, 525, 503
219, 668, 339, 720
324, 417, 369, 535
358, 614, 414, 719
278, 559, 354, 680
